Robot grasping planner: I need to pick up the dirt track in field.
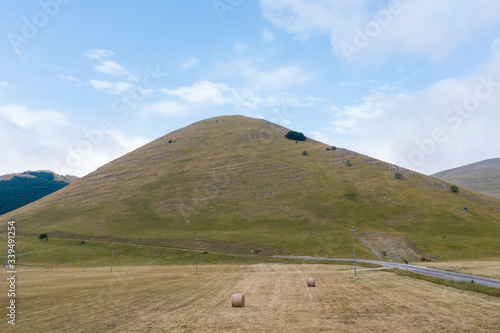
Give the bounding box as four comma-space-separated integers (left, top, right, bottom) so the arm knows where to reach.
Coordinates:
2, 264, 499, 332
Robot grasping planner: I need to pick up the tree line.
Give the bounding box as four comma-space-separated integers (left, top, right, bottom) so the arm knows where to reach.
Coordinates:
0, 172, 68, 215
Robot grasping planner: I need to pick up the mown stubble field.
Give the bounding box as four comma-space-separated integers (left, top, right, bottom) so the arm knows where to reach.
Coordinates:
414, 259, 500, 279
2, 264, 499, 332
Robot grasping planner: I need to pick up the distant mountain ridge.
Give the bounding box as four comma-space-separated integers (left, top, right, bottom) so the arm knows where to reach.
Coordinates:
433, 158, 500, 198
0, 170, 78, 183
0, 171, 78, 215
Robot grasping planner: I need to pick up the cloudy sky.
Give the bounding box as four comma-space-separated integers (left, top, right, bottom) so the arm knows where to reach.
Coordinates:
2, 0, 500, 177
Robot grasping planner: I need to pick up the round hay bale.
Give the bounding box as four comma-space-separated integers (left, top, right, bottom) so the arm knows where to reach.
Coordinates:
307, 277, 316, 287
232, 293, 245, 307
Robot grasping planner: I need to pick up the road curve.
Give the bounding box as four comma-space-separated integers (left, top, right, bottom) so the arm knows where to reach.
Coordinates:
273, 255, 500, 288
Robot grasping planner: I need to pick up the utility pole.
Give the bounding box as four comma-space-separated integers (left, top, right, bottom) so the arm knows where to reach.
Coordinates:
351, 226, 357, 278
110, 243, 115, 272
51, 248, 56, 270
195, 239, 199, 274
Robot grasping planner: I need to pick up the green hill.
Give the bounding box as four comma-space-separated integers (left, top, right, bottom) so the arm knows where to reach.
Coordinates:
2, 116, 500, 260
0, 171, 77, 215
433, 159, 500, 199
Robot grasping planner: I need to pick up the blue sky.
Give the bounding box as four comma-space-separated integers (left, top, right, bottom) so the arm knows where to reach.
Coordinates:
2, 0, 500, 177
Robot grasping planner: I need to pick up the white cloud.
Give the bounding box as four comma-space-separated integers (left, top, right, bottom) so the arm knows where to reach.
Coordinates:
51, 128, 150, 177
162, 80, 263, 108
311, 130, 331, 144
157, 80, 323, 118
260, 0, 368, 41
95, 60, 130, 77
262, 28, 275, 42
243, 112, 266, 120
265, 94, 321, 107
88, 80, 134, 95
329, 93, 390, 134
84, 49, 114, 60
0, 106, 64, 175
58, 75, 81, 86
89, 80, 113, 90
260, 0, 500, 63
180, 57, 199, 70
250, 65, 313, 89
323, 52, 500, 174
0, 103, 68, 128
139, 80, 322, 122
139, 100, 188, 117
268, 103, 296, 126
217, 59, 315, 90
0, 103, 69, 173
162, 81, 231, 105
491, 37, 500, 54
233, 42, 251, 53
85, 49, 134, 81
58, 75, 77, 82
0, 82, 11, 95
105, 130, 150, 153
0, 101, 151, 177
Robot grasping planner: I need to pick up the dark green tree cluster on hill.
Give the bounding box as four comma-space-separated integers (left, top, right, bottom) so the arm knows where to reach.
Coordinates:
23, 171, 55, 181
285, 131, 306, 141
0, 172, 68, 215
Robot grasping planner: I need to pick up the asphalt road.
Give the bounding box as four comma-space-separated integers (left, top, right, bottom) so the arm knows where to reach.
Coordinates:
273, 255, 500, 288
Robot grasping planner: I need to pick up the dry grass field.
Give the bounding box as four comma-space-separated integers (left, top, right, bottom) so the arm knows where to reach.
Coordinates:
2, 264, 499, 332
414, 259, 500, 279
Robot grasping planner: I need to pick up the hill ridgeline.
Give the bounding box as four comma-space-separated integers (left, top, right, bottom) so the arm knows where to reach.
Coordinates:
2, 116, 500, 260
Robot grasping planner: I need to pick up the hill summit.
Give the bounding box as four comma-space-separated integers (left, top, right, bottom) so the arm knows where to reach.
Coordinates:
3, 116, 500, 260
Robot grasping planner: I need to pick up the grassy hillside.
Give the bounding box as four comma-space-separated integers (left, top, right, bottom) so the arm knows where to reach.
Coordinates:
2, 116, 500, 260
433, 158, 500, 198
